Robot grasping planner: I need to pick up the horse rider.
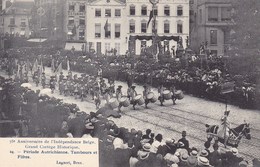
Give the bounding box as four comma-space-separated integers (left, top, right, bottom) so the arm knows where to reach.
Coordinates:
158, 84, 165, 106
130, 86, 138, 110
170, 85, 177, 105
41, 72, 46, 88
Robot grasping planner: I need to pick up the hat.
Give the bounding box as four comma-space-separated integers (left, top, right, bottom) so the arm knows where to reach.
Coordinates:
182, 131, 187, 136
85, 122, 94, 130
190, 150, 198, 157
118, 85, 122, 88
164, 153, 180, 164
239, 160, 248, 167
180, 153, 189, 162
113, 137, 124, 149
198, 157, 209, 166
138, 151, 149, 160
165, 138, 175, 145
142, 143, 151, 152
199, 150, 208, 157
187, 156, 198, 167
131, 86, 136, 89
130, 128, 138, 135
231, 148, 238, 155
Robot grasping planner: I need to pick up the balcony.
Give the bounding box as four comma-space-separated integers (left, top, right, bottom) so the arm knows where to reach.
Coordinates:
20, 24, 27, 27
68, 11, 85, 16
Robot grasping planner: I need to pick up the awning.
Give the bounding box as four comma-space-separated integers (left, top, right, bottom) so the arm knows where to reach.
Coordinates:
129, 35, 179, 41
65, 42, 85, 51
27, 38, 47, 42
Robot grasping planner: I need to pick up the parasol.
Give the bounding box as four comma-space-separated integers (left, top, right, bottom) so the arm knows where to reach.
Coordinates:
39, 88, 52, 96
21, 83, 32, 89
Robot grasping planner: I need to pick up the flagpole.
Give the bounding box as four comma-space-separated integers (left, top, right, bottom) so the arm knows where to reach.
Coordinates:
149, 0, 159, 60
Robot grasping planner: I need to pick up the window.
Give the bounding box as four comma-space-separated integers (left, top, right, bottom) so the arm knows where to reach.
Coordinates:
177, 6, 183, 16
115, 24, 120, 38
79, 16, 85, 25
115, 43, 120, 55
95, 23, 101, 38
21, 18, 26, 27
211, 50, 218, 56
68, 16, 74, 25
115, 9, 121, 17
130, 5, 135, 15
177, 21, 183, 33
141, 5, 147, 16
69, 4, 75, 11
129, 21, 135, 33
154, 6, 158, 16
79, 30, 85, 40
221, 7, 231, 21
141, 22, 147, 33
210, 30, 217, 45
105, 24, 111, 38
79, 5, 85, 12
164, 6, 170, 16
10, 18, 15, 25
208, 7, 218, 21
95, 9, 101, 17
105, 9, 111, 17
164, 21, 170, 33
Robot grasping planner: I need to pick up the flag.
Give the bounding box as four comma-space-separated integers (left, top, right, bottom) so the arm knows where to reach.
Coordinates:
26, 59, 30, 73
72, 25, 76, 36
67, 59, 70, 71
147, 11, 153, 28
51, 58, 55, 72
220, 81, 235, 94
55, 62, 62, 75
104, 19, 108, 32
32, 59, 38, 74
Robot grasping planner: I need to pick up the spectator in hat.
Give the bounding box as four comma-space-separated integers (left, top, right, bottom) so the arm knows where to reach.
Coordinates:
164, 153, 179, 166
151, 134, 163, 153
178, 131, 190, 153
142, 129, 152, 140
198, 157, 210, 167
179, 153, 189, 167
209, 142, 222, 167
204, 141, 211, 159
157, 138, 177, 157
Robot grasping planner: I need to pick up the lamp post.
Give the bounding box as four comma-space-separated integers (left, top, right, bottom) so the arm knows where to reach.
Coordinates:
149, 0, 159, 60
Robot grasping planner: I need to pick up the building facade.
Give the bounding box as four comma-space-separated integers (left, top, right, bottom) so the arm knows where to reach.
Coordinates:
85, 0, 127, 55
190, 0, 232, 56
63, 0, 190, 55
1, 1, 34, 38
126, 0, 190, 55
34, 0, 64, 38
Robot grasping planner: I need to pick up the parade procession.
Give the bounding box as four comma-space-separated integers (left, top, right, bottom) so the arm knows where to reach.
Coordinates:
0, 0, 260, 167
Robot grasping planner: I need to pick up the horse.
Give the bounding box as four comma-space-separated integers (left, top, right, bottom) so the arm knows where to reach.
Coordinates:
205, 123, 251, 147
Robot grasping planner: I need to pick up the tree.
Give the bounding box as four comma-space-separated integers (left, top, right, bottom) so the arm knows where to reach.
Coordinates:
226, 0, 260, 79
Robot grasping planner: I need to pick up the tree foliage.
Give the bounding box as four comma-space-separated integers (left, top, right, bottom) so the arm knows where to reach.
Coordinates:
226, 0, 260, 78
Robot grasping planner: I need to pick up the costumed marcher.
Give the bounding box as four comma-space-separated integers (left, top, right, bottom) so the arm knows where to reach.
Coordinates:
41, 72, 46, 88
158, 85, 165, 106
143, 85, 150, 108
130, 86, 138, 110
170, 86, 177, 105
49, 76, 56, 94
116, 85, 123, 100
94, 89, 101, 110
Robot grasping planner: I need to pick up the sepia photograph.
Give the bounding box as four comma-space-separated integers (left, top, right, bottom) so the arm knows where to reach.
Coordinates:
0, 0, 259, 166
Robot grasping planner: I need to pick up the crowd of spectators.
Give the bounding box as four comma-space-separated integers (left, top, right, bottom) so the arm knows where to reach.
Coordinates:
1, 76, 260, 167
